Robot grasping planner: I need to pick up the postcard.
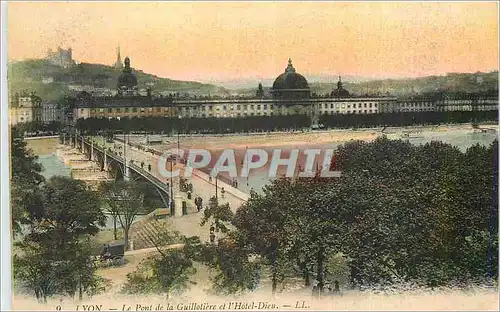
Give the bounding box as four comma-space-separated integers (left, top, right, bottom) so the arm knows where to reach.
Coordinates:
3, 1, 499, 311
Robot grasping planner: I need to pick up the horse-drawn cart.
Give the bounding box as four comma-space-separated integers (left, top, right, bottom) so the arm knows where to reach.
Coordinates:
97, 240, 125, 267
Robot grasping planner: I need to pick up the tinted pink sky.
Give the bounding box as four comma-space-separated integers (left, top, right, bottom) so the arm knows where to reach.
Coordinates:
7, 2, 499, 81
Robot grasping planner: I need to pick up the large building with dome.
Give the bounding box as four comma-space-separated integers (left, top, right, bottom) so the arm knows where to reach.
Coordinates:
271, 58, 311, 99
71, 58, 498, 124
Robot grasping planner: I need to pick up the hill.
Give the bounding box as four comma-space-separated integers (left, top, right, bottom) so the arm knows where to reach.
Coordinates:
7, 59, 229, 103
309, 71, 499, 96
230, 72, 498, 97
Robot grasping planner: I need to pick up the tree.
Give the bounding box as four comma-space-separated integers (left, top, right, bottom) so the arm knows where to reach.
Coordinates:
14, 241, 58, 303
197, 196, 263, 295
122, 227, 198, 298
15, 176, 106, 302
200, 196, 234, 237
200, 233, 261, 295
10, 127, 45, 235
122, 250, 196, 299
227, 137, 498, 291
99, 180, 145, 250
285, 176, 347, 294
233, 182, 298, 295
334, 138, 499, 286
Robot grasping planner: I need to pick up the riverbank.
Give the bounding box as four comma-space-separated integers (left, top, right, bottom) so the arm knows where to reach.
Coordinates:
129, 123, 497, 150
25, 137, 60, 155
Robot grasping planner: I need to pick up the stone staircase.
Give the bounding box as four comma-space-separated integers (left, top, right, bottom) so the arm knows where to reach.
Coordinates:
129, 200, 207, 250
130, 215, 168, 250
129, 199, 199, 251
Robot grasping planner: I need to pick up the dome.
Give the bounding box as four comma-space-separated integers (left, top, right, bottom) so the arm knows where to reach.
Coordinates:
331, 76, 350, 97
272, 58, 309, 90
271, 59, 310, 99
117, 57, 138, 89
272, 72, 309, 90
118, 72, 138, 88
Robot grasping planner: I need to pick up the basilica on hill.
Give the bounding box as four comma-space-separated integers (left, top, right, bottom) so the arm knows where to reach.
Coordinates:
71, 56, 498, 124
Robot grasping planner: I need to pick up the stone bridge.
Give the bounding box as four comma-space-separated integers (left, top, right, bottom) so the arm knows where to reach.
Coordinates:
61, 133, 249, 217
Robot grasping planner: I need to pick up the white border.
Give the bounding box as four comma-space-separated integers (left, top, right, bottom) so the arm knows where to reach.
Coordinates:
0, 1, 12, 311
0, 2, 499, 311
1, 0, 12, 310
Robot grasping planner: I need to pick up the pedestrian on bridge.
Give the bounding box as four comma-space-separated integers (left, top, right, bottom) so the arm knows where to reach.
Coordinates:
221, 187, 225, 199
195, 196, 203, 212
141, 162, 144, 169
148, 164, 151, 172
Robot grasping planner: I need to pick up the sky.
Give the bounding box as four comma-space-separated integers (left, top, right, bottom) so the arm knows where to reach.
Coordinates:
6, 1, 499, 82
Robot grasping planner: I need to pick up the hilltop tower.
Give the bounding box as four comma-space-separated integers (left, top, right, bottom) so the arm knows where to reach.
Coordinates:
46, 46, 75, 68
114, 46, 123, 69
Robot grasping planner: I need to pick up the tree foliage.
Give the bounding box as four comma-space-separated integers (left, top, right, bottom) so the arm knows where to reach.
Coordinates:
76, 115, 311, 134
319, 110, 497, 129
200, 196, 234, 235
10, 128, 45, 235
74, 110, 497, 135
122, 250, 196, 299
228, 138, 498, 294
200, 234, 261, 295
122, 228, 198, 298
14, 176, 107, 302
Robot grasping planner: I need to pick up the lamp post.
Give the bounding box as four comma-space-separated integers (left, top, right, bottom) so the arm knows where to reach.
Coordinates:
123, 132, 129, 181
170, 160, 174, 213
177, 115, 182, 152
246, 146, 249, 186
167, 154, 175, 216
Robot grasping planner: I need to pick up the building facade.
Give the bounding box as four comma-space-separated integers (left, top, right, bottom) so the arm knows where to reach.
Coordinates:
71, 58, 498, 124
9, 91, 42, 125
41, 101, 59, 124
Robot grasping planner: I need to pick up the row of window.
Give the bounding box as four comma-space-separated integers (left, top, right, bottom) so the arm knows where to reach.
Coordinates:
181, 104, 275, 112
401, 102, 433, 107
319, 102, 379, 109
85, 107, 175, 114
82, 104, 281, 114
400, 108, 435, 112
200, 112, 274, 117
321, 110, 376, 115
